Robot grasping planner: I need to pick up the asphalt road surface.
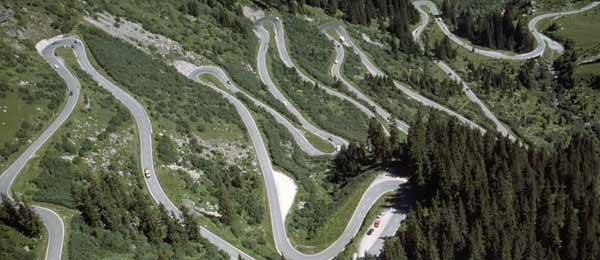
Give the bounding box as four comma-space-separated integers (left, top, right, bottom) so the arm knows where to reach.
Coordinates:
33, 206, 65, 260
42, 36, 253, 260
321, 27, 410, 133
254, 24, 350, 149
187, 64, 334, 156
256, 17, 379, 122
435, 61, 516, 141
335, 25, 486, 133
0, 37, 82, 260
178, 60, 409, 259
253, 18, 418, 259
413, 0, 600, 60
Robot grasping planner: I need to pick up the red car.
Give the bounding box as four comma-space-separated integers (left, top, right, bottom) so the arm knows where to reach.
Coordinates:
374, 217, 381, 228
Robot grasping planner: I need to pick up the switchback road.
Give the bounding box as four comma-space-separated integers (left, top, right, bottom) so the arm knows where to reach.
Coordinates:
35, 36, 253, 260
185, 64, 334, 157
321, 27, 410, 133
412, 0, 600, 60
335, 25, 486, 133
178, 61, 408, 259
0, 36, 80, 260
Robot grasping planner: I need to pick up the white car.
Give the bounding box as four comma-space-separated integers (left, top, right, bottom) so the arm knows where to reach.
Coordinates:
334, 59, 339, 64
53, 64, 60, 69
144, 168, 151, 178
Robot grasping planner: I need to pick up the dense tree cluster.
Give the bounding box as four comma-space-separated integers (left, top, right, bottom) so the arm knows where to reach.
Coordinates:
381, 115, 600, 260
267, 0, 417, 26
441, 0, 534, 52
553, 47, 578, 90
400, 69, 461, 100
180, 0, 249, 34
385, 0, 419, 54
75, 174, 202, 246
80, 25, 245, 134
331, 118, 403, 183
469, 62, 516, 92
0, 196, 43, 239
267, 0, 418, 53
433, 37, 457, 61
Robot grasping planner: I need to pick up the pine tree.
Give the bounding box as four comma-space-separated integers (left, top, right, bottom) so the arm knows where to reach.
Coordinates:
219, 187, 235, 225
182, 207, 201, 241
389, 123, 402, 159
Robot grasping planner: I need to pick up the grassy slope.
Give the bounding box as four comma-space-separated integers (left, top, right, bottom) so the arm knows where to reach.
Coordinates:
78, 25, 282, 259
0, 223, 40, 260
267, 41, 370, 143
339, 40, 420, 126
238, 91, 384, 253
0, 37, 67, 173
279, 12, 336, 85
12, 47, 144, 258
541, 5, 600, 79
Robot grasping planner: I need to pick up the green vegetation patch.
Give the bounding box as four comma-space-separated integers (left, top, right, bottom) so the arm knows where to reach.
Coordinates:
543, 6, 600, 58
0, 223, 40, 260
0, 37, 66, 171
79, 25, 245, 142
239, 93, 384, 253
278, 14, 335, 84
11, 46, 228, 259
269, 49, 369, 142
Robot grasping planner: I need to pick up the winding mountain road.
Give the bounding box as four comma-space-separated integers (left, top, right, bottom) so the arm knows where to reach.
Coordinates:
0, 37, 80, 260
178, 59, 408, 259
257, 16, 418, 259
412, 0, 600, 60
254, 24, 350, 149
435, 61, 516, 140
409, 0, 598, 140
321, 27, 410, 133
256, 17, 380, 125
31, 36, 254, 260
335, 25, 486, 133
251, 17, 419, 259
185, 64, 334, 157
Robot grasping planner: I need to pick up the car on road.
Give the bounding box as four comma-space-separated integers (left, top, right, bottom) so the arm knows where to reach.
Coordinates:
367, 228, 374, 235
227, 80, 231, 85
334, 59, 338, 64
53, 64, 60, 69
374, 216, 381, 228
144, 168, 151, 178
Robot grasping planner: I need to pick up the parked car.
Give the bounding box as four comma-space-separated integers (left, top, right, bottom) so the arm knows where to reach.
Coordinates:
367, 228, 374, 235
374, 216, 381, 228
